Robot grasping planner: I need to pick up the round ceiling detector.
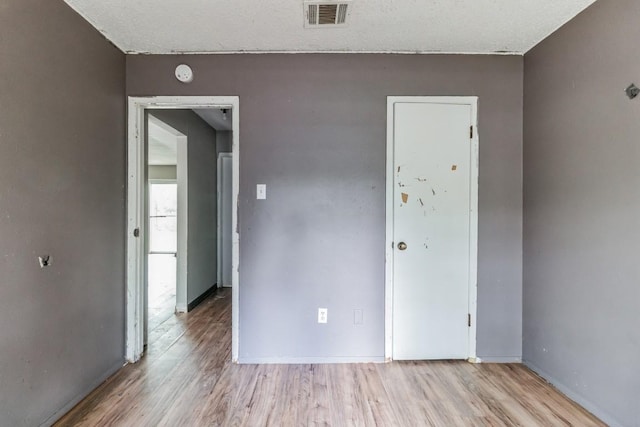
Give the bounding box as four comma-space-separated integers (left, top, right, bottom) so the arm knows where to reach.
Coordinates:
175, 64, 194, 83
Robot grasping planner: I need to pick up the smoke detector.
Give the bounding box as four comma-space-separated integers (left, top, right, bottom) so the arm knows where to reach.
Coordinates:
304, 1, 353, 28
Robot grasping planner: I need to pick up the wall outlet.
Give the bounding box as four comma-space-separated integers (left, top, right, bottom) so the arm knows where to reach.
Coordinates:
318, 308, 328, 324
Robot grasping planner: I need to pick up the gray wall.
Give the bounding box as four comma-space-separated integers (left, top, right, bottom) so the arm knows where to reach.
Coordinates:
129, 54, 524, 362
149, 165, 177, 180
216, 131, 233, 156
148, 111, 218, 303
524, 1, 640, 425
0, 1, 126, 426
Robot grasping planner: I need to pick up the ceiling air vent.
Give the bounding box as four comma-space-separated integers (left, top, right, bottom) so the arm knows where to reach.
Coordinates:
304, 1, 352, 28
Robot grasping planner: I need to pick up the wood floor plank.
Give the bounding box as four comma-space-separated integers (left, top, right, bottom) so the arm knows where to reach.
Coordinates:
55, 288, 606, 427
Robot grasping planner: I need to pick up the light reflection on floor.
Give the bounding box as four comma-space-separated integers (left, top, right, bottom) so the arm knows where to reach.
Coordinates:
148, 253, 177, 339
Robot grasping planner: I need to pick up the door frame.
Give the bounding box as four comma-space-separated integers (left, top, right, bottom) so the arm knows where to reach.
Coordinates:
127, 96, 240, 363
385, 96, 479, 362
217, 152, 232, 288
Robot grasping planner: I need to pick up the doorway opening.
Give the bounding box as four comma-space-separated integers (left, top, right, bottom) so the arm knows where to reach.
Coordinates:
145, 114, 188, 351
127, 96, 240, 364
147, 182, 178, 330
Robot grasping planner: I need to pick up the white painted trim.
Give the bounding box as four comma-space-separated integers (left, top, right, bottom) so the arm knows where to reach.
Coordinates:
384, 102, 394, 362
524, 361, 622, 427
175, 136, 188, 313
239, 357, 386, 365
127, 96, 240, 363
468, 97, 479, 362
230, 117, 240, 363
217, 153, 232, 288
385, 96, 479, 362
126, 98, 146, 363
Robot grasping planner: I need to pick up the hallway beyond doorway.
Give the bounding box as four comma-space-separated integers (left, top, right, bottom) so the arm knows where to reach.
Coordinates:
147, 253, 177, 337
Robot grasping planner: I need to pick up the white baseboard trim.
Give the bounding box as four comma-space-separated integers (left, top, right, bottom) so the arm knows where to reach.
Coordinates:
238, 356, 386, 364
476, 356, 522, 363
175, 304, 188, 313
41, 360, 124, 426
524, 360, 622, 427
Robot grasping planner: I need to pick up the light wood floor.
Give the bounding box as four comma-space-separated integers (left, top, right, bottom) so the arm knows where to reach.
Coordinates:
56, 289, 604, 426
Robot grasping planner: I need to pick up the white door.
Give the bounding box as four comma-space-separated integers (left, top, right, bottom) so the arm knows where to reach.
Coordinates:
217, 153, 233, 287
390, 99, 476, 360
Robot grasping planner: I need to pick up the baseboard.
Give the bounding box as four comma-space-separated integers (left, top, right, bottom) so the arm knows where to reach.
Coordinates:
187, 283, 217, 312
524, 360, 622, 427
476, 356, 522, 363
238, 356, 386, 364
41, 360, 125, 426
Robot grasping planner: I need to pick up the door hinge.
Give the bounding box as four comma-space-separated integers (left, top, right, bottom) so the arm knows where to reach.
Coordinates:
470, 126, 474, 139
468, 314, 471, 327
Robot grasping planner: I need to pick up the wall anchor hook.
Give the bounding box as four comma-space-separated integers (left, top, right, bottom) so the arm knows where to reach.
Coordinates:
625, 83, 639, 99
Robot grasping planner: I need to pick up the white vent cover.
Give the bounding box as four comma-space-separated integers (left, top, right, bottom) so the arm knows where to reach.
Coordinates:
304, 1, 352, 28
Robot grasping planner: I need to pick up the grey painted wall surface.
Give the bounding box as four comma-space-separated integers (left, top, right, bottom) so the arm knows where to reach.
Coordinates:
149, 165, 177, 180
524, 1, 640, 425
0, 1, 126, 426
128, 54, 524, 361
149, 111, 218, 303
216, 131, 232, 156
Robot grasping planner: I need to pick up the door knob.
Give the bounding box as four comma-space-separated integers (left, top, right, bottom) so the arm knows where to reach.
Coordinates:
397, 242, 408, 251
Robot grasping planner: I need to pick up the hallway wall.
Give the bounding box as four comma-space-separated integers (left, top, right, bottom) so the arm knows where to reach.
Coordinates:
149, 110, 219, 304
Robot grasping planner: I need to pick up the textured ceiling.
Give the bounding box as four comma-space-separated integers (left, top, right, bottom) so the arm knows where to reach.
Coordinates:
194, 109, 232, 132
64, 0, 597, 55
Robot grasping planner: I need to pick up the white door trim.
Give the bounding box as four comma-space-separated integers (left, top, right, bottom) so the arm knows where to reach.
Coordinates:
385, 96, 479, 362
127, 96, 240, 363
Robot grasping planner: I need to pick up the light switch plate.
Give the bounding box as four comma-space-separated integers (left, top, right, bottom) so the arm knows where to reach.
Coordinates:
257, 184, 266, 200
318, 308, 328, 324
